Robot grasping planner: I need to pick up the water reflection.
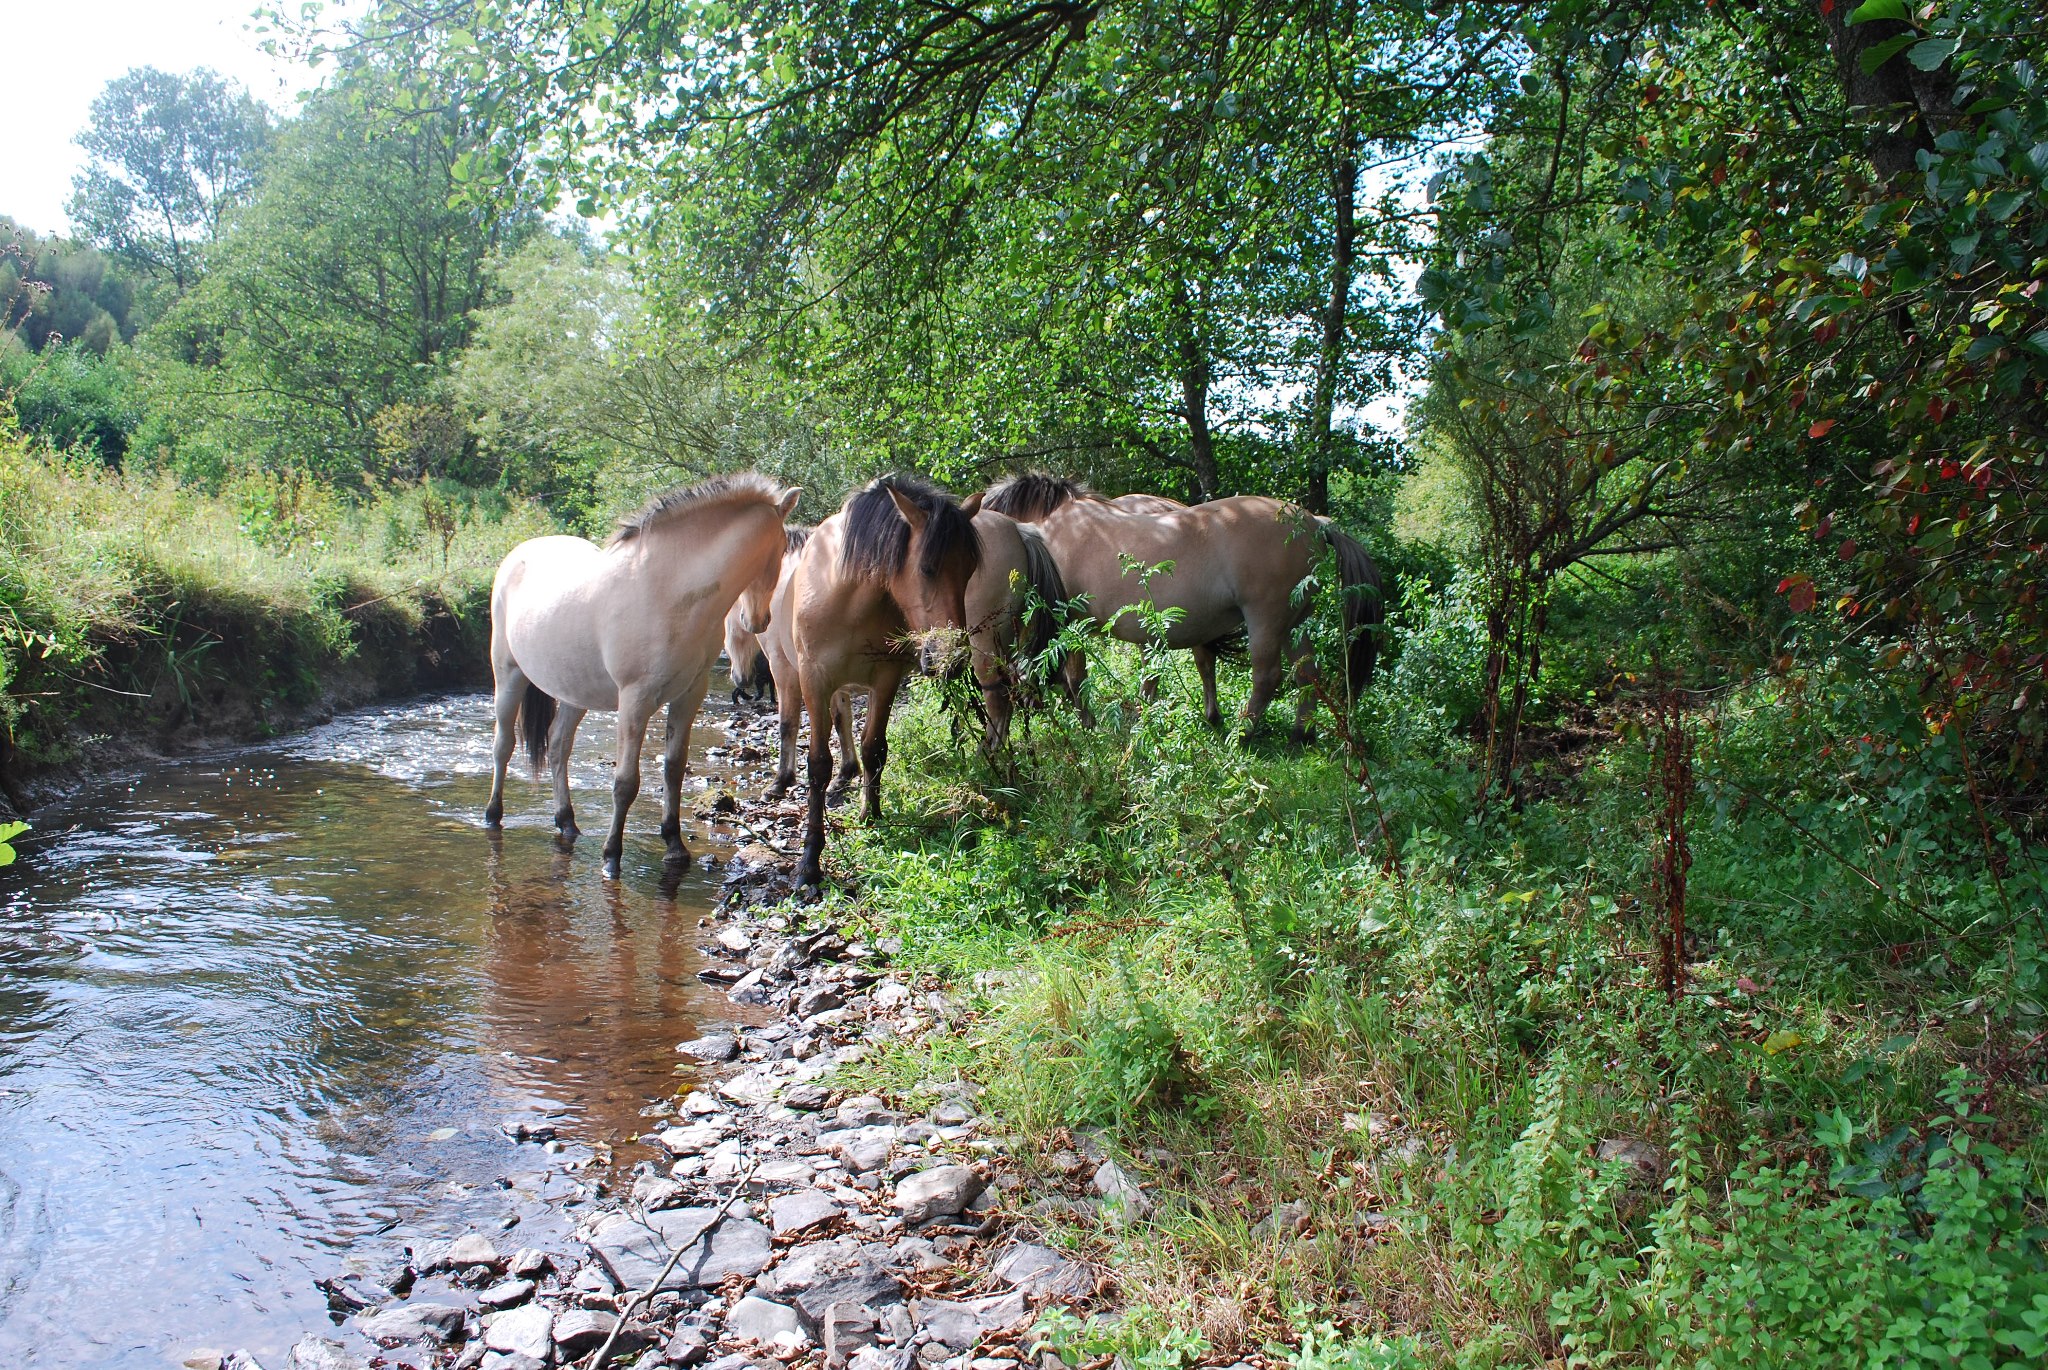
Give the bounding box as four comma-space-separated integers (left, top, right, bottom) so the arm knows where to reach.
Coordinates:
0, 694, 744, 1368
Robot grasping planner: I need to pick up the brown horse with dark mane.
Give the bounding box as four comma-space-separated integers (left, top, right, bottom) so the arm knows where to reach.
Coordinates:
786, 476, 984, 888
984, 473, 1382, 738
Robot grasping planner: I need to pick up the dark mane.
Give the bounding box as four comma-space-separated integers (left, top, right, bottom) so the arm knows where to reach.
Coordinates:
786, 523, 814, 552
841, 475, 983, 582
983, 472, 1086, 521
610, 471, 787, 546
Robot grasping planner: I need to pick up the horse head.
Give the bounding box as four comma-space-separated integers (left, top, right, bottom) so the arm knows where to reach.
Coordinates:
839, 476, 983, 673
887, 484, 983, 673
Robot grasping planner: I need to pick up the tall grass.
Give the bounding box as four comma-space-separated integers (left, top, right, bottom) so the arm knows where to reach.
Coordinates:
0, 403, 555, 773
824, 632, 2048, 1367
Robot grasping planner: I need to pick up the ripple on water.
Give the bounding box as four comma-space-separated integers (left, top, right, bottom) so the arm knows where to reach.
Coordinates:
0, 690, 749, 1368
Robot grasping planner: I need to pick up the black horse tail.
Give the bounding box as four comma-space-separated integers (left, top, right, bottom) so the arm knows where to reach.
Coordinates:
1014, 523, 1070, 665
1320, 521, 1385, 699
520, 681, 558, 776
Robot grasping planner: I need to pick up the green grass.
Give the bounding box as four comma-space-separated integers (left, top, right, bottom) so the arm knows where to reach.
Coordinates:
815, 635, 2048, 1368
0, 403, 556, 779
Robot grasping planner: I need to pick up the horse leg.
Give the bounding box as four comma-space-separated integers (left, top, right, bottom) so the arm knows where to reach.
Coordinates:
660, 681, 709, 865
549, 705, 587, 838
1288, 633, 1320, 745
859, 671, 905, 824
766, 685, 801, 800
1241, 617, 1289, 737
1062, 650, 1096, 728
827, 692, 860, 798
1191, 643, 1223, 729
484, 664, 526, 827
601, 692, 658, 880
981, 669, 1013, 761
795, 676, 838, 889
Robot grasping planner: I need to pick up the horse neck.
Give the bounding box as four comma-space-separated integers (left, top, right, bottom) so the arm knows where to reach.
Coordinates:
638, 501, 779, 602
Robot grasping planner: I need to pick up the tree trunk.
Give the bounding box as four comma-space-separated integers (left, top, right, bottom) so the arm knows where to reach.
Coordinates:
1174, 276, 1218, 499
1818, 9, 1955, 185
1306, 137, 1356, 516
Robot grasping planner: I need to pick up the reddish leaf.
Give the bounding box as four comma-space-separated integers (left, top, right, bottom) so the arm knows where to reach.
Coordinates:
1839, 539, 1858, 560
1819, 0, 1834, 13
1808, 418, 1836, 439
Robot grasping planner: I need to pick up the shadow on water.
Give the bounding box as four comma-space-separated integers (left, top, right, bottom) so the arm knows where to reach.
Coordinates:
0, 692, 753, 1368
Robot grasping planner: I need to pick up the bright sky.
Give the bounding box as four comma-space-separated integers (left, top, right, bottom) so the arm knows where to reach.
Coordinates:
3, 1, 324, 237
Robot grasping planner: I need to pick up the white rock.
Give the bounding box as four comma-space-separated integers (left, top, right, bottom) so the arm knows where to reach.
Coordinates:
483, 1303, 554, 1360
356, 1303, 466, 1345
891, 1166, 984, 1223
285, 1337, 369, 1370
657, 1123, 728, 1155
727, 1295, 811, 1353
1091, 1160, 1151, 1221
770, 1189, 844, 1236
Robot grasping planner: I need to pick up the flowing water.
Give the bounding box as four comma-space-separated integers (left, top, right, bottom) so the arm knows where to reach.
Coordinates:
0, 691, 759, 1368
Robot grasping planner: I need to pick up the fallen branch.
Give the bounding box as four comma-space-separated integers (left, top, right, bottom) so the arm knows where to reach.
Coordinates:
583, 1157, 761, 1370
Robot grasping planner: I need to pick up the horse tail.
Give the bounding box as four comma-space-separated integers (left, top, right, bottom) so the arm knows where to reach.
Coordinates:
1319, 521, 1385, 698
520, 681, 558, 776
1014, 523, 1069, 664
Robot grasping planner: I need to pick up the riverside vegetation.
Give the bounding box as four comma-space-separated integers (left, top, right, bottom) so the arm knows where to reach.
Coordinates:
6, 0, 2048, 1363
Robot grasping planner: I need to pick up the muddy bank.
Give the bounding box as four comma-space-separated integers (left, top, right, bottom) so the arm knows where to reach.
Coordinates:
0, 579, 490, 815
230, 705, 1151, 1370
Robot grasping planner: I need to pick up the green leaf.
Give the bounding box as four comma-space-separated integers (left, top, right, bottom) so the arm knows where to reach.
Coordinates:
1859, 34, 1919, 74
1907, 38, 1959, 70
0, 821, 26, 868
1848, 0, 1911, 24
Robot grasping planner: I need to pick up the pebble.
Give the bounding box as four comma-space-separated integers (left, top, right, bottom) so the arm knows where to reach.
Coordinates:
552, 1308, 620, 1357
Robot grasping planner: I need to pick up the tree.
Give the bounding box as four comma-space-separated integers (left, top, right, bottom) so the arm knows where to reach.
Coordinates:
299, 0, 1499, 501
147, 56, 542, 480
453, 233, 845, 520
68, 68, 272, 294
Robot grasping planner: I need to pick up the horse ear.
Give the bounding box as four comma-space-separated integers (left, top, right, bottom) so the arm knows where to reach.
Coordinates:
777, 487, 802, 517
887, 485, 929, 533
959, 491, 983, 519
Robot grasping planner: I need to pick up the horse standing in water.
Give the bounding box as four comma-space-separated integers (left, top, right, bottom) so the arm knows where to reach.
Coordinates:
784, 477, 984, 889
984, 473, 1383, 738
484, 473, 801, 877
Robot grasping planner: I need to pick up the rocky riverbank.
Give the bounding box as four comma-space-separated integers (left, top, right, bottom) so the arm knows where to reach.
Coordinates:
203, 703, 1155, 1370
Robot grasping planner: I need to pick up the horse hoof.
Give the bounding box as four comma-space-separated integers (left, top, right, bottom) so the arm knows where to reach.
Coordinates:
824, 789, 850, 810
602, 855, 622, 880
483, 806, 503, 828
764, 783, 790, 802
664, 846, 693, 869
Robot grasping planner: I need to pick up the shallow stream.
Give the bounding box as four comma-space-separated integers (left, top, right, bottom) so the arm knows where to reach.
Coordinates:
0, 691, 755, 1367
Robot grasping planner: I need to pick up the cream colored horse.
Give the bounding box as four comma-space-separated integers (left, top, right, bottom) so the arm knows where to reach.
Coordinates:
984, 473, 1382, 737
786, 476, 984, 888
484, 473, 801, 877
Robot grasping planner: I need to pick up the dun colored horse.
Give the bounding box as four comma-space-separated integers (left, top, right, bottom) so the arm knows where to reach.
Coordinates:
484, 473, 801, 877
761, 505, 1067, 802
724, 525, 811, 705
984, 473, 1382, 737
784, 476, 984, 888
